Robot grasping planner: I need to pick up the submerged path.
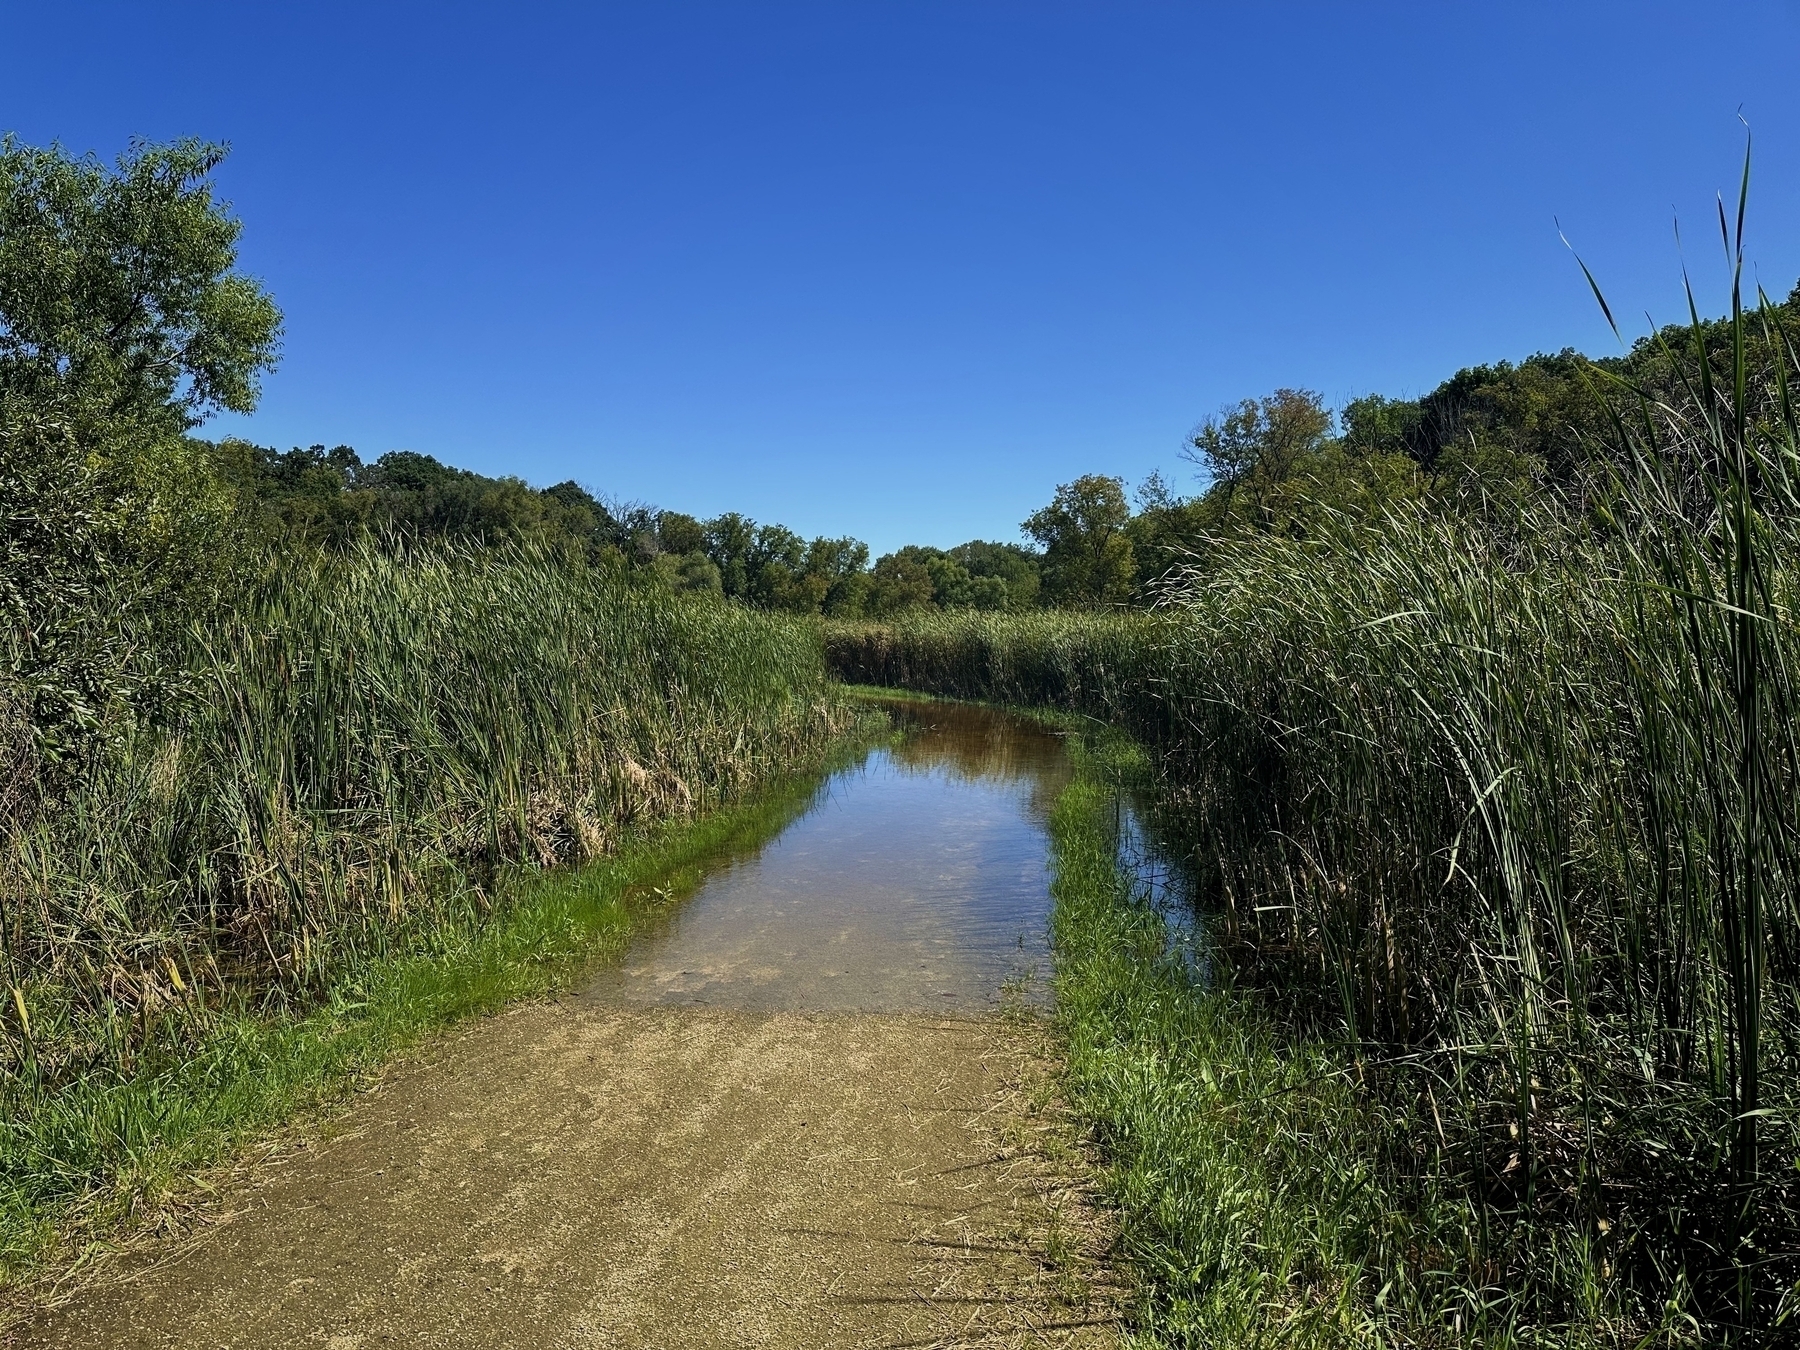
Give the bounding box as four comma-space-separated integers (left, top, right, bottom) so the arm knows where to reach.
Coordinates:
16, 704, 1122, 1349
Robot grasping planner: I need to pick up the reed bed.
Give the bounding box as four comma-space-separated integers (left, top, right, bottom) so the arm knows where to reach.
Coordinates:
824, 610, 1166, 727
1, 542, 849, 1217
827, 271, 1800, 1341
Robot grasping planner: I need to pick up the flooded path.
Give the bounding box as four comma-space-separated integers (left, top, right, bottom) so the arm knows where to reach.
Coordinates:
584, 698, 1070, 1013
17, 701, 1122, 1350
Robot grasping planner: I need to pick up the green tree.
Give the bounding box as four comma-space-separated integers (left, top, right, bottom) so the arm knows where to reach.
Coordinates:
0, 136, 283, 593
741, 523, 809, 611
0, 138, 284, 763
1123, 471, 1210, 600
696, 517, 874, 615
1022, 475, 1135, 608
1184, 389, 1333, 505
946, 540, 1039, 609
926, 552, 1007, 610
655, 511, 708, 556
541, 479, 612, 547
1339, 393, 1423, 461
650, 549, 723, 595
805, 536, 872, 616
703, 513, 758, 600
867, 551, 935, 615
235, 441, 373, 547
649, 511, 721, 596
0, 137, 281, 437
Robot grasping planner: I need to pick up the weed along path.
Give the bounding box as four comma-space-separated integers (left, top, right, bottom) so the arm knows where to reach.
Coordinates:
17, 702, 1121, 1350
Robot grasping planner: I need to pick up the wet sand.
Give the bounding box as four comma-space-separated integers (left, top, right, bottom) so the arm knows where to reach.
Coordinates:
16, 1003, 1118, 1348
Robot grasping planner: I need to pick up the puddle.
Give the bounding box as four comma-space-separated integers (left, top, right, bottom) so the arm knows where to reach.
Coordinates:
579, 699, 1077, 1013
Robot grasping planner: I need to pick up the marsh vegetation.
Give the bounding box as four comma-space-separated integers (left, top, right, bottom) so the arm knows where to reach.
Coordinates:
6, 130, 1800, 1348
0, 138, 858, 1276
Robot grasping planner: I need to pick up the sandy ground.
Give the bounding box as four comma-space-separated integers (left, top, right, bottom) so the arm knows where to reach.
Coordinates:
12, 1002, 1121, 1349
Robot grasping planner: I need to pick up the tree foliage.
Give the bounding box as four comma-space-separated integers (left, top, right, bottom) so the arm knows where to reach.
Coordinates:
1023, 474, 1135, 608
0, 137, 280, 437
0, 139, 283, 771
11, 133, 1800, 666
1186, 388, 1332, 493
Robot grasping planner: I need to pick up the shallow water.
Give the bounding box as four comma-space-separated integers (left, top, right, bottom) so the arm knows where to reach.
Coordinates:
579, 700, 1075, 1013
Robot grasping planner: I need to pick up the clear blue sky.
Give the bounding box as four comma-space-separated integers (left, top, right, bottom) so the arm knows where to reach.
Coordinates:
6, 2, 1798, 554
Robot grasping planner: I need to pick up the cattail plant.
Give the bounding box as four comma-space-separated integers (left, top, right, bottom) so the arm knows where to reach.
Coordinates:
1, 540, 849, 1096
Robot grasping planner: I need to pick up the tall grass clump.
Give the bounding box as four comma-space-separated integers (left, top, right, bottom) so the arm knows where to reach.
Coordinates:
836, 190, 1800, 1341
1156, 506, 1797, 1340
0, 540, 850, 1249
824, 609, 1169, 730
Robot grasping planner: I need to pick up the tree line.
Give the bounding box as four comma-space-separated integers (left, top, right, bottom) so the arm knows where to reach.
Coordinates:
225, 281, 1800, 619
220, 439, 1046, 616
8, 129, 1799, 657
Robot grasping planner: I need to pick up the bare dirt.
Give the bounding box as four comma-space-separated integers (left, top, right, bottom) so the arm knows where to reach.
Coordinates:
12, 1000, 1121, 1349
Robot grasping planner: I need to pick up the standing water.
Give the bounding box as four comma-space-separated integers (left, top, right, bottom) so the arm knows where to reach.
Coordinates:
580, 700, 1074, 1012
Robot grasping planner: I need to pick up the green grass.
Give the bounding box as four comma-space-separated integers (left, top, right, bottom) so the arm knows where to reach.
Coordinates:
849, 549, 1800, 1342
0, 748, 855, 1284
3, 540, 851, 1100
1050, 735, 1367, 1346
825, 610, 1167, 729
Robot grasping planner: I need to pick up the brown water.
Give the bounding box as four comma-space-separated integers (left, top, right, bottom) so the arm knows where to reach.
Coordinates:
579, 700, 1074, 1013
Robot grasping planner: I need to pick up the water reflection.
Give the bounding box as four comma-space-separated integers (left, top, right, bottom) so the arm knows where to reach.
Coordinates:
881, 698, 1072, 805
577, 698, 1208, 1013
580, 701, 1073, 1013
1116, 799, 1211, 985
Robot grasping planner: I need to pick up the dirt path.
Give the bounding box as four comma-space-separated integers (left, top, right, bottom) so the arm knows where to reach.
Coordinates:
14, 1001, 1121, 1349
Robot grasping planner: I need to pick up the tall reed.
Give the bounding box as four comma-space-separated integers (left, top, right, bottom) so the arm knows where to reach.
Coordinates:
826, 232, 1800, 1337
2, 541, 848, 1093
